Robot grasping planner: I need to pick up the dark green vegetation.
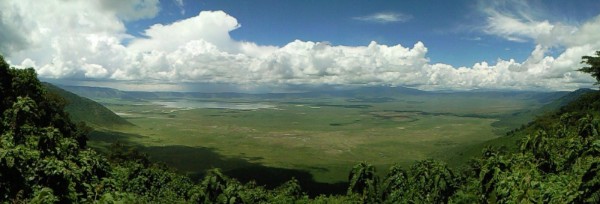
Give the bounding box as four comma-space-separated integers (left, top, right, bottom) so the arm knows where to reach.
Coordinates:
579, 50, 600, 86
43, 83, 132, 128
1, 52, 600, 203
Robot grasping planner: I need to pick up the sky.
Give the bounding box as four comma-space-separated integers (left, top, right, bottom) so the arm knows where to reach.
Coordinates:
1, 0, 600, 92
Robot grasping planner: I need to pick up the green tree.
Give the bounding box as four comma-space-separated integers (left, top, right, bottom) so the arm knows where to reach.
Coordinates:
379, 164, 408, 203
579, 51, 600, 86
198, 168, 229, 203
347, 162, 379, 203
578, 161, 600, 203
406, 160, 456, 203
0, 55, 11, 113
0, 55, 109, 202
269, 178, 305, 202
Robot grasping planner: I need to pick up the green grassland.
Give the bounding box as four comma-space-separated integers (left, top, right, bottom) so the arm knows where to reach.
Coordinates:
87, 93, 551, 184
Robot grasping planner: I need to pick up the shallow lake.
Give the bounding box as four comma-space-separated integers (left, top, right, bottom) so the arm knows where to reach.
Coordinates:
152, 100, 275, 110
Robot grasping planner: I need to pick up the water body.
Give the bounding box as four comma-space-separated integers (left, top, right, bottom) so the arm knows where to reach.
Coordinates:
153, 100, 275, 110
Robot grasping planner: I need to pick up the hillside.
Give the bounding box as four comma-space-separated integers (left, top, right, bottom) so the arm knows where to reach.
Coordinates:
440, 88, 596, 167
43, 83, 133, 128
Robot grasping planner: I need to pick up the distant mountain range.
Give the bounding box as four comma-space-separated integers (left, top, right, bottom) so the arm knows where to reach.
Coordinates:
56, 84, 574, 103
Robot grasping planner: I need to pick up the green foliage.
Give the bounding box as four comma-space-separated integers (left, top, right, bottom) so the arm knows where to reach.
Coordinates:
379, 164, 408, 203
579, 51, 600, 85
270, 178, 307, 202
578, 161, 600, 203
0, 55, 10, 111
406, 160, 456, 203
347, 162, 379, 203
29, 187, 60, 203
449, 110, 600, 203
344, 160, 457, 203
0, 57, 108, 202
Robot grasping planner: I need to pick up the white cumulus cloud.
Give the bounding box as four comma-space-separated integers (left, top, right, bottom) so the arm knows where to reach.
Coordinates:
0, 0, 598, 92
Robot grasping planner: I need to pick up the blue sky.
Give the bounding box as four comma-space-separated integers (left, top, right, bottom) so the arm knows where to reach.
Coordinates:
126, 0, 517, 67
1, 0, 600, 91
123, 0, 597, 67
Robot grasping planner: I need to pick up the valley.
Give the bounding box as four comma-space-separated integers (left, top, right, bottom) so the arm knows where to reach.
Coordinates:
68, 86, 566, 184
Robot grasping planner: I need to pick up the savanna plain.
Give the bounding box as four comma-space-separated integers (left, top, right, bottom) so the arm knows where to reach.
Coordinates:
85, 91, 550, 185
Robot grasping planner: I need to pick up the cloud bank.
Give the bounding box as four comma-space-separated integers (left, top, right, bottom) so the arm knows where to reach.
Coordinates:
0, 0, 598, 91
